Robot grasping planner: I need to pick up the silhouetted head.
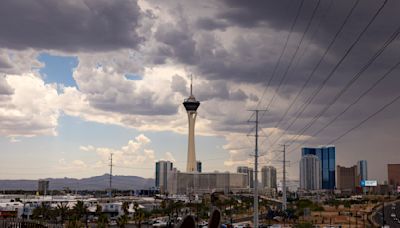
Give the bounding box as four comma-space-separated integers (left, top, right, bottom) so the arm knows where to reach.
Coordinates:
208, 209, 221, 228
176, 215, 196, 228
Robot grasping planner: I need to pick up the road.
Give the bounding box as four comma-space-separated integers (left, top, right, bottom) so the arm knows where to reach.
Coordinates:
373, 201, 400, 227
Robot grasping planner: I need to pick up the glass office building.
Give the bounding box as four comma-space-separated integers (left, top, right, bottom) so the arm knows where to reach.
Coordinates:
196, 161, 202, 173
357, 160, 368, 181
155, 161, 173, 193
302, 146, 335, 190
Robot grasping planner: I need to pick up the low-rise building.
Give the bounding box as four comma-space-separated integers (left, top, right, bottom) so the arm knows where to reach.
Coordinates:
337, 165, 357, 193
167, 171, 248, 195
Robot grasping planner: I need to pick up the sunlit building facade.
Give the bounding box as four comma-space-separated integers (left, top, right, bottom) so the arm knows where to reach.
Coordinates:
237, 166, 254, 189
155, 161, 173, 193
300, 154, 321, 191
261, 166, 277, 190
302, 146, 335, 190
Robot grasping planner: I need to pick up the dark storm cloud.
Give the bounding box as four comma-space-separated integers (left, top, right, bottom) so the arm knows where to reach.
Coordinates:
0, 0, 143, 52
153, 0, 400, 91
0, 57, 12, 70
217, 0, 299, 29
170, 75, 188, 95
195, 18, 229, 31
195, 80, 250, 101
90, 99, 178, 116
0, 76, 13, 95
155, 22, 197, 64
147, 0, 400, 122
146, 0, 400, 181
88, 90, 179, 116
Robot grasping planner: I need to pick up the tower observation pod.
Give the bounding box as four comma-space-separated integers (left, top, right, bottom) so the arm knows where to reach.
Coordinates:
183, 76, 200, 172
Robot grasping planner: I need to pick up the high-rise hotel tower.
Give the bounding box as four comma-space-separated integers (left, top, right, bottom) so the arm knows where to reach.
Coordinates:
183, 76, 200, 172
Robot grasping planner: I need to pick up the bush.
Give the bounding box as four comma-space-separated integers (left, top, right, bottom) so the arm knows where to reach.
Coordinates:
295, 222, 313, 228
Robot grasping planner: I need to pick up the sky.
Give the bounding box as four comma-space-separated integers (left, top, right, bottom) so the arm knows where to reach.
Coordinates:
0, 0, 399, 184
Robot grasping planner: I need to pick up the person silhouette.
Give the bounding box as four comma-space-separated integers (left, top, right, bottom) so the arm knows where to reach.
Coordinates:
176, 208, 221, 228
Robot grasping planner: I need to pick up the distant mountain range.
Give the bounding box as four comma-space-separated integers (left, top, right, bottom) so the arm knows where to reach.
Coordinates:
0, 174, 154, 191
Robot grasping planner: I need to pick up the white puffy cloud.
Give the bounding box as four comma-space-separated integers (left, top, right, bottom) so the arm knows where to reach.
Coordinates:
80, 134, 155, 167
0, 73, 59, 138
0, 0, 398, 183
0, 49, 43, 74
78, 134, 182, 176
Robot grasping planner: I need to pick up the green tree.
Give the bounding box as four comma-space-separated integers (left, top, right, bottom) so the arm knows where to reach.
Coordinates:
295, 222, 313, 228
56, 202, 70, 224
98, 213, 109, 228
32, 203, 52, 221
116, 214, 129, 228
66, 220, 84, 228
122, 201, 130, 216
96, 204, 103, 216
133, 209, 145, 228
72, 201, 88, 226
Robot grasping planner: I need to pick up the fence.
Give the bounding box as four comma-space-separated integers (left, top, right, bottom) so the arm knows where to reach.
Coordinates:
0, 219, 63, 228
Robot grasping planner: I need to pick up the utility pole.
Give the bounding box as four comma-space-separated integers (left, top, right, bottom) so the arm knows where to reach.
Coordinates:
248, 109, 267, 228
355, 211, 358, 227
109, 153, 113, 199
382, 202, 385, 226
282, 144, 287, 211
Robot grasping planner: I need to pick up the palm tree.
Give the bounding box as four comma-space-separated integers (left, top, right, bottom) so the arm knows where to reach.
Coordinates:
116, 214, 129, 228
32, 202, 52, 221
73, 201, 88, 226
98, 213, 109, 228
56, 202, 70, 224
133, 209, 145, 228
66, 220, 84, 228
122, 201, 130, 216
96, 204, 103, 216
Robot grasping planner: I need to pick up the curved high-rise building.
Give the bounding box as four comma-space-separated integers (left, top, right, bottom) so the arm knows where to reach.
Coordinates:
183, 77, 200, 172
302, 146, 335, 190
300, 154, 322, 190
261, 166, 277, 189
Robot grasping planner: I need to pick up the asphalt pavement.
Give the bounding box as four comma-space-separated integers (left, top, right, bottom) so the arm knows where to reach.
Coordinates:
373, 201, 400, 227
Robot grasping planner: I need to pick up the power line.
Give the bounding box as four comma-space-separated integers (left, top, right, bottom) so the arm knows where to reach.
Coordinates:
290, 58, 400, 155
285, 89, 400, 167
264, 0, 355, 139
255, 0, 305, 111
268, 0, 388, 150
262, 0, 321, 115
327, 91, 400, 147
286, 22, 400, 146
257, 0, 330, 151
288, 52, 400, 153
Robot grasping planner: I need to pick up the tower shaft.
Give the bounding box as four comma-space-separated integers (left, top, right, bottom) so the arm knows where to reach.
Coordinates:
186, 111, 197, 172
183, 75, 200, 173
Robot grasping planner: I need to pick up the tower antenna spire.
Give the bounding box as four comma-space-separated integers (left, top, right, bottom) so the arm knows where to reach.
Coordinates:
190, 74, 193, 96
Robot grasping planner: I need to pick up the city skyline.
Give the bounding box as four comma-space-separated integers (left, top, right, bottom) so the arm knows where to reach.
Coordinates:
0, 0, 399, 183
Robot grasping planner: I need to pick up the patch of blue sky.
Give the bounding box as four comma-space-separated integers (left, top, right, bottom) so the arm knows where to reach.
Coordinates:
0, 114, 228, 176
144, 131, 228, 171
125, 73, 142, 80
38, 53, 78, 87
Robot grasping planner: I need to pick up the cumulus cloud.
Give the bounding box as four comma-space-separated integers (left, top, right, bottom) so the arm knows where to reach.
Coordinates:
0, 0, 398, 182
0, 75, 14, 96
0, 0, 144, 52
0, 73, 59, 138
80, 134, 154, 166
72, 57, 180, 116
80, 134, 176, 171
0, 49, 43, 74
